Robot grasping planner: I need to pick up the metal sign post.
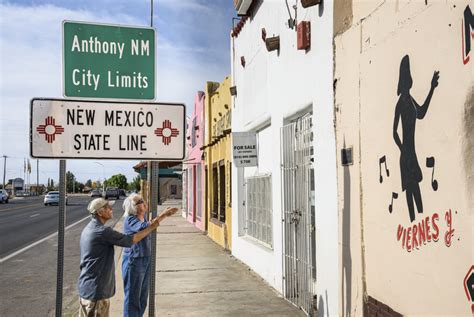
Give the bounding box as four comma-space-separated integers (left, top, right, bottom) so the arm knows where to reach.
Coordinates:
148, 161, 159, 317
55, 159, 66, 316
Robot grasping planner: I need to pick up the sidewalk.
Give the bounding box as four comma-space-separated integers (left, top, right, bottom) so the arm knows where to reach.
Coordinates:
110, 199, 304, 316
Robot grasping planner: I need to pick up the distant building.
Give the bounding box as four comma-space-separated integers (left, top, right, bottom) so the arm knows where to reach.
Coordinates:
133, 162, 182, 204
6, 178, 24, 195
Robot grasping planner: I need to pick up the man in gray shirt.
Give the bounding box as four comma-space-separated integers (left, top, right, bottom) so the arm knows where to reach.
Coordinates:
78, 198, 176, 316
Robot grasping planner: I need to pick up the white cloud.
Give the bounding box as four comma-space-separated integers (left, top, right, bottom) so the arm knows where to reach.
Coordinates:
0, 2, 231, 184
155, 0, 212, 14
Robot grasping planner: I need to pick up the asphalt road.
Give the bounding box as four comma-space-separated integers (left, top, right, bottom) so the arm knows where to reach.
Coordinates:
0, 195, 92, 258
0, 195, 124, 316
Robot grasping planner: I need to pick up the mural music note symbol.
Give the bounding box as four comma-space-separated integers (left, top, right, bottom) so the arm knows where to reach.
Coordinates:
389, 192, 398, 213
379, 155, 390, 183
426, 157, 438, 191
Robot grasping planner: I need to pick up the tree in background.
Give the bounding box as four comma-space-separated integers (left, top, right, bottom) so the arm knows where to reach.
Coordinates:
47, 178, 55, 191
66, 171, 76, 193
85, 179, 92, 188
106, 174, 127, 189
129, 174, 141, 191
75, 181, 85, 193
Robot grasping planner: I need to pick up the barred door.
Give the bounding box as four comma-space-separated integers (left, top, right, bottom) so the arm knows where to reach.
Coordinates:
281, 115, 316, 316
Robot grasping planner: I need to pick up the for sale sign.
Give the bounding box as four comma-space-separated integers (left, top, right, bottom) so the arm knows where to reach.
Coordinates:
30, 98, 184, 160
232, 132, 258, 167
63, 21, 155, 100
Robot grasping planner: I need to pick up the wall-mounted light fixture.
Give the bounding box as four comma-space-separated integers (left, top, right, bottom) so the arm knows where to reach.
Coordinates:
230, 86, 237, 96
265, 36, 280, 52
301, 0, 321, 8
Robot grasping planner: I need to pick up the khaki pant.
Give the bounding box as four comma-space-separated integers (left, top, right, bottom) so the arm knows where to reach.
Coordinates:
79, 297, 110, 317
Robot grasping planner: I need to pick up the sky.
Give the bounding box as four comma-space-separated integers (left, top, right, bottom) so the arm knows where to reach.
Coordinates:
0, 0, 235, 186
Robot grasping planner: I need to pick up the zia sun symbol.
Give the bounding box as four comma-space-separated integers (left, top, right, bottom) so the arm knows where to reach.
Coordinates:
36, 116, 65, 143
154, 120, 179, 145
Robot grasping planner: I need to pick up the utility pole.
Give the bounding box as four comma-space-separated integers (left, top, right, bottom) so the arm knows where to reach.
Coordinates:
2, 155, 6, 190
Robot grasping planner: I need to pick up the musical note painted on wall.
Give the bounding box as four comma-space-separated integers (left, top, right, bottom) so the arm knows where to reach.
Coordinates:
389, 192, 398, 213
379, 155, 390, 183
426, 157, 438, 191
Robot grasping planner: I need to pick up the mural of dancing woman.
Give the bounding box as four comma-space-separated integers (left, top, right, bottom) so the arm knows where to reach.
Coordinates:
393, 55, 440, 222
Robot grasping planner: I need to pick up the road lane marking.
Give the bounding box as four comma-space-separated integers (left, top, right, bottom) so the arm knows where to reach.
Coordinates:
0, 215, 90, 263
29, 213, 41, 218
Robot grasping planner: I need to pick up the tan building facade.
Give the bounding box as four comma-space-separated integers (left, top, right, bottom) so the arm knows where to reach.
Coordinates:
334, 1, 473, 315
204, 77, 232, 250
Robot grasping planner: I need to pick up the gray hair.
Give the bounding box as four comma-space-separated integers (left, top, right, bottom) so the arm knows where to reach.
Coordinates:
123, 193, 142, 216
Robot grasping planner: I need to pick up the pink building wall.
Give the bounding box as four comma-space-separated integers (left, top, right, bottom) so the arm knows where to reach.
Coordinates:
185, 91, 205, 231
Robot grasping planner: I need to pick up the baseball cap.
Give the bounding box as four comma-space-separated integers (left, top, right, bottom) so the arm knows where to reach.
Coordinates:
87, 198, 115, 214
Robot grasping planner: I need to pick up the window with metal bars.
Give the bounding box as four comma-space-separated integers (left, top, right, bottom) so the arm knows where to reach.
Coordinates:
245, 174, 272, 246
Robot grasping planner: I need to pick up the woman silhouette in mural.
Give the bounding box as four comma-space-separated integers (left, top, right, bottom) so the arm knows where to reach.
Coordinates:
393, 55, 439, 223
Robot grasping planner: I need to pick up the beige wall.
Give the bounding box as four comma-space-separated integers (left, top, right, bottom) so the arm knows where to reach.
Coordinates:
334, 1, 473, 315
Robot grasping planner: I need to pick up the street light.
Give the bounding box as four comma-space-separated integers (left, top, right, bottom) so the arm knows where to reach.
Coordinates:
94, 162, 105, 194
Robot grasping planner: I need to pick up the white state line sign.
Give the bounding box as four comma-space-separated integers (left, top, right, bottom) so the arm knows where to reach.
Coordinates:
30, 98, 185, 160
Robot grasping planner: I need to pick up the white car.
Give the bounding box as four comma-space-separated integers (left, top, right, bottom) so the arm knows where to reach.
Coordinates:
0, 190, 8, 203
44, 191, 68, 206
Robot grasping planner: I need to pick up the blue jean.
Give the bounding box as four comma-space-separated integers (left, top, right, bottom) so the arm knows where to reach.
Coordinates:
122, 254, 150, 317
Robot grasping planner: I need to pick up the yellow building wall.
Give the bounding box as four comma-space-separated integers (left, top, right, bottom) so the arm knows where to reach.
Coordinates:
204, 76, 232, 250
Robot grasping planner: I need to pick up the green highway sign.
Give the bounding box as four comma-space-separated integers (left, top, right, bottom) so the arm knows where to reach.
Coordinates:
63, 21, 155, 100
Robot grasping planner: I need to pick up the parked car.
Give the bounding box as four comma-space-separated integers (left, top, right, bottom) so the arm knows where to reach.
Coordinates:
44, 191, 68, 206
90, 189, 102, 198
104, 187, 120, 200
0, 189, 9, 203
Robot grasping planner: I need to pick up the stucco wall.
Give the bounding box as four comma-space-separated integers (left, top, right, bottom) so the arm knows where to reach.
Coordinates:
205, 77, 233, 250
334, 1, 473, 315
185, 92, 206, 231
231, 1, 338, 313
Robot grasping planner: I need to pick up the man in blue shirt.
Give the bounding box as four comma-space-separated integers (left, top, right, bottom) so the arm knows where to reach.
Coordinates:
78, 197, 176, 316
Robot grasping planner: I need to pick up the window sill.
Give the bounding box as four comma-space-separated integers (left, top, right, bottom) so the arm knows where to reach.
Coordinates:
210, 218, 226, 227
241, 234, 273, 251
